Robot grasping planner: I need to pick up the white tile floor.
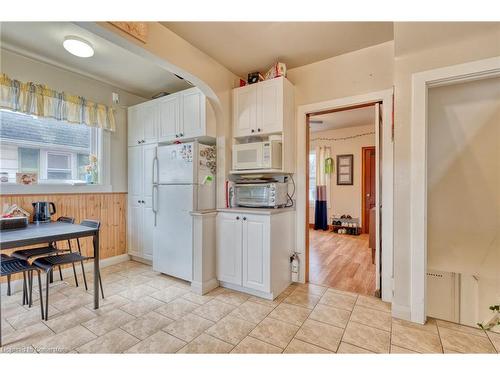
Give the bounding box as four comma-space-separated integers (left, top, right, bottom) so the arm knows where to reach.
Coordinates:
1, 260, 499, 354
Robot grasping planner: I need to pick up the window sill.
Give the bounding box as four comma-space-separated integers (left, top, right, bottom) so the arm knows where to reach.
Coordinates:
0, 183, 113, 195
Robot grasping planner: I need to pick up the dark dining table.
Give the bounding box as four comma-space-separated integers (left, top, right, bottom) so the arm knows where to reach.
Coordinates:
0, 221, 100, 346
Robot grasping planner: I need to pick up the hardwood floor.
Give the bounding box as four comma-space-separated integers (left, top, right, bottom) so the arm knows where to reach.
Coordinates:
309, 228, 376, 296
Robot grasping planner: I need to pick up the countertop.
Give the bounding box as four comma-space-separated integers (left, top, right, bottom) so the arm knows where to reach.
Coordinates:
217, 207, 295, 215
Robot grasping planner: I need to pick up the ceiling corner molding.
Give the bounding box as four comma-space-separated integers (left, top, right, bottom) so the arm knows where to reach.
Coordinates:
108, 22, 148, 43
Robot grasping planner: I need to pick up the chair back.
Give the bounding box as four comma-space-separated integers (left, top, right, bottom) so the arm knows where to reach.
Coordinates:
57, 216, 75, 224
80, 219, 101, 229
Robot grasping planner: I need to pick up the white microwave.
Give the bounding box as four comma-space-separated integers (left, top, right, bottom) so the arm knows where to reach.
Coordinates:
232, 141, 282, 170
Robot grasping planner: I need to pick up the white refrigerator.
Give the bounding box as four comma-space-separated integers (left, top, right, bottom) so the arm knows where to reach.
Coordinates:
152, 141, 216, 281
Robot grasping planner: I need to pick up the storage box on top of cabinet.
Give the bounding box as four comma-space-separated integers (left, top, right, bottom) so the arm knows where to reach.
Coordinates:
216, 209, 294, 299
127, 87, 216, 146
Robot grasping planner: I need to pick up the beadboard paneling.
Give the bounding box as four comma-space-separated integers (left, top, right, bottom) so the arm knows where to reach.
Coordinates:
0, 193, 127, 260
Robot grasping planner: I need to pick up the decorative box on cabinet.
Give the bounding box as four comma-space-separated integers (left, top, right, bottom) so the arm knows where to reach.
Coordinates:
216, 209, 294, 299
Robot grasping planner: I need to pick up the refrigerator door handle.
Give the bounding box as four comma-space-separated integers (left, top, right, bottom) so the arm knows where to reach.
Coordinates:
152, 184, 158, 226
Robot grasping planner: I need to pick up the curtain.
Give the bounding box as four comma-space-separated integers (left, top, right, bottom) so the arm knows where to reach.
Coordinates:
0, 73, 116, 131
314, 145, 331, 230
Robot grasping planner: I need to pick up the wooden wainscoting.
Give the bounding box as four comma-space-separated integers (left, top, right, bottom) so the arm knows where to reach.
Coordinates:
0, 193, 127, 281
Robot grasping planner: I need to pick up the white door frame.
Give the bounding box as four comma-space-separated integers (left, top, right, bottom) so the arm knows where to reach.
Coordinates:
296, 88, 394, 303
410, 56, 500, 324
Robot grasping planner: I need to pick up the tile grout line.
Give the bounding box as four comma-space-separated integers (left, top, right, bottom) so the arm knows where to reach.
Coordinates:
336, 294, 359, 353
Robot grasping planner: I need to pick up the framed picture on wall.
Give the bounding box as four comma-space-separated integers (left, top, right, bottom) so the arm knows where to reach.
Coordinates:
337, 154, 353, 185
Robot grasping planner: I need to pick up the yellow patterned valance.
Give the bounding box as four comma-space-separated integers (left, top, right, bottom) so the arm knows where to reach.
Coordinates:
0, 73, 116, 132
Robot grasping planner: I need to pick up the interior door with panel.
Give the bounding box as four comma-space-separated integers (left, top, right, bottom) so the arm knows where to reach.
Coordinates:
217, 214, 243, 285
258, 79, 283, 134
127, 105, 143, 146
142, 101, 159, 144
181, 89, 204, 139
158, 94, 180, 141
242, 215, 269, 292
233, 85, 257, 137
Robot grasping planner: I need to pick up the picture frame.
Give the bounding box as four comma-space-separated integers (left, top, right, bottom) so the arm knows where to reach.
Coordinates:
16, 172, 38, 185
337, 154, 353, 185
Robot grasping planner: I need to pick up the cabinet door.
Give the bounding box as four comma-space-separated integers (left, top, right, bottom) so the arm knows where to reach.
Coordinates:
233, 85, 257, 137
128, 146, 143, 201
128, 201, 143, 257
258, 78, 283, 134
217, 214, 243, 285
181, 88, 204, 139
142, 205, 154, 260
142, 101, 159, 144
127, 105, 143, 146
158, 94, 180, 142
142, 144, 157, 200
242, 215, 270, 292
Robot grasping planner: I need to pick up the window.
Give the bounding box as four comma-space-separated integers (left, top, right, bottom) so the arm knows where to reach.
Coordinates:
309, 152, 316, 202
0, 109, 101, 184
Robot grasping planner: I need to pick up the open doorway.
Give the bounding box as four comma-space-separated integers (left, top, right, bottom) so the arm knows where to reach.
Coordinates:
307, 104, 381, 296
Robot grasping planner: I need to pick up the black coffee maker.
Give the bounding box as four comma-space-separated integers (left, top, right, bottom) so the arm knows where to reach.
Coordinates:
32, 201, 56, 223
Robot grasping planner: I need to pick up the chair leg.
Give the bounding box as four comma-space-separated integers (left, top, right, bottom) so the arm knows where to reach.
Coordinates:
7, 274, 11, 296
49, 269, 54, 284
37, 271, 44, 320
71, 263, 79, 287
80, 261, 88, 291
28, 270, 33, 308
98, 271, 104, 299
45, 272, 50, 321
22, 272, 27, 305
58, 265, 63, 281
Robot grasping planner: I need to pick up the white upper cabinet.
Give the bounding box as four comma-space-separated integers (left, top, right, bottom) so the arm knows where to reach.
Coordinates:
158, 94, 180, 142
233, 77, 293, 137
130, 87, 214, 145
233, 85, 257, 138
258, 79, 283, 135
128, 145, 143, 200
180, 88, 205, 140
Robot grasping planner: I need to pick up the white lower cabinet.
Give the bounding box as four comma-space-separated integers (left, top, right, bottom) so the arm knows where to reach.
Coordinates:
216, 210, 293, 299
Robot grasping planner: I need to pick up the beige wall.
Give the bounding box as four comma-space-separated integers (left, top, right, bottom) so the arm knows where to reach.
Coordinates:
0, 48, 147, 192
287, 41, 394, 106
392, 22, 500, 317
309, 124, 375, 224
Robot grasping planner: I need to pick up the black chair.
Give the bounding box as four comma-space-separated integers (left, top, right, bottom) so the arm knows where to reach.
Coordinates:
0, 257, 44, 318
11, 216, 80, 286
0, 254, 14, 296
32, 219, 104, 320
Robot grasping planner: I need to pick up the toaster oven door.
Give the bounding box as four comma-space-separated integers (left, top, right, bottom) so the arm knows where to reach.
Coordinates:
235, 185, 271, 207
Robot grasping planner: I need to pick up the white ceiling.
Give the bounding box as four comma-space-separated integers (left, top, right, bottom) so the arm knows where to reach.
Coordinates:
0, 22, 192, 98
309, 106, 375, 133
161, 22, 394, 77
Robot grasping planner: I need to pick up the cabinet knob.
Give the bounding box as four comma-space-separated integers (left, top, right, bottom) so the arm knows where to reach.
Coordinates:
257, 128, 261, 132
251, 129, 255, 133
243, 217, 247, 221
137, 200, 141, 203
175, 134, 179, 138
236, 216, 240, 220
137, 140, 140, 144
180, 133, 184, 137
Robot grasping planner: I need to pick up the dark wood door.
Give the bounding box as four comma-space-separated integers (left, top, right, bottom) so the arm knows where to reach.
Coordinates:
362, 147, 376, 234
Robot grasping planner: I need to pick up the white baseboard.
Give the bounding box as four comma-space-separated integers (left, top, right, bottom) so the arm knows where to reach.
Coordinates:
191, 278, 219, 295
1, 253, 130, 296
129, 255, 152, 266
219, 281, 274, 300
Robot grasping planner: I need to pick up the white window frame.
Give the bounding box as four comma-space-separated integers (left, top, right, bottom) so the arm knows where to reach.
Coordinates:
0, 110, 111, 194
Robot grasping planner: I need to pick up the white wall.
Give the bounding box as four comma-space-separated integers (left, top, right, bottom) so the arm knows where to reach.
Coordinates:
0, 48, 147, 192
309, 124, 375, 225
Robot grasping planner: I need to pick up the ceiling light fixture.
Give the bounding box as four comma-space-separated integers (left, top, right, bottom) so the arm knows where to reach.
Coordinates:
63, 36, 94, 58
